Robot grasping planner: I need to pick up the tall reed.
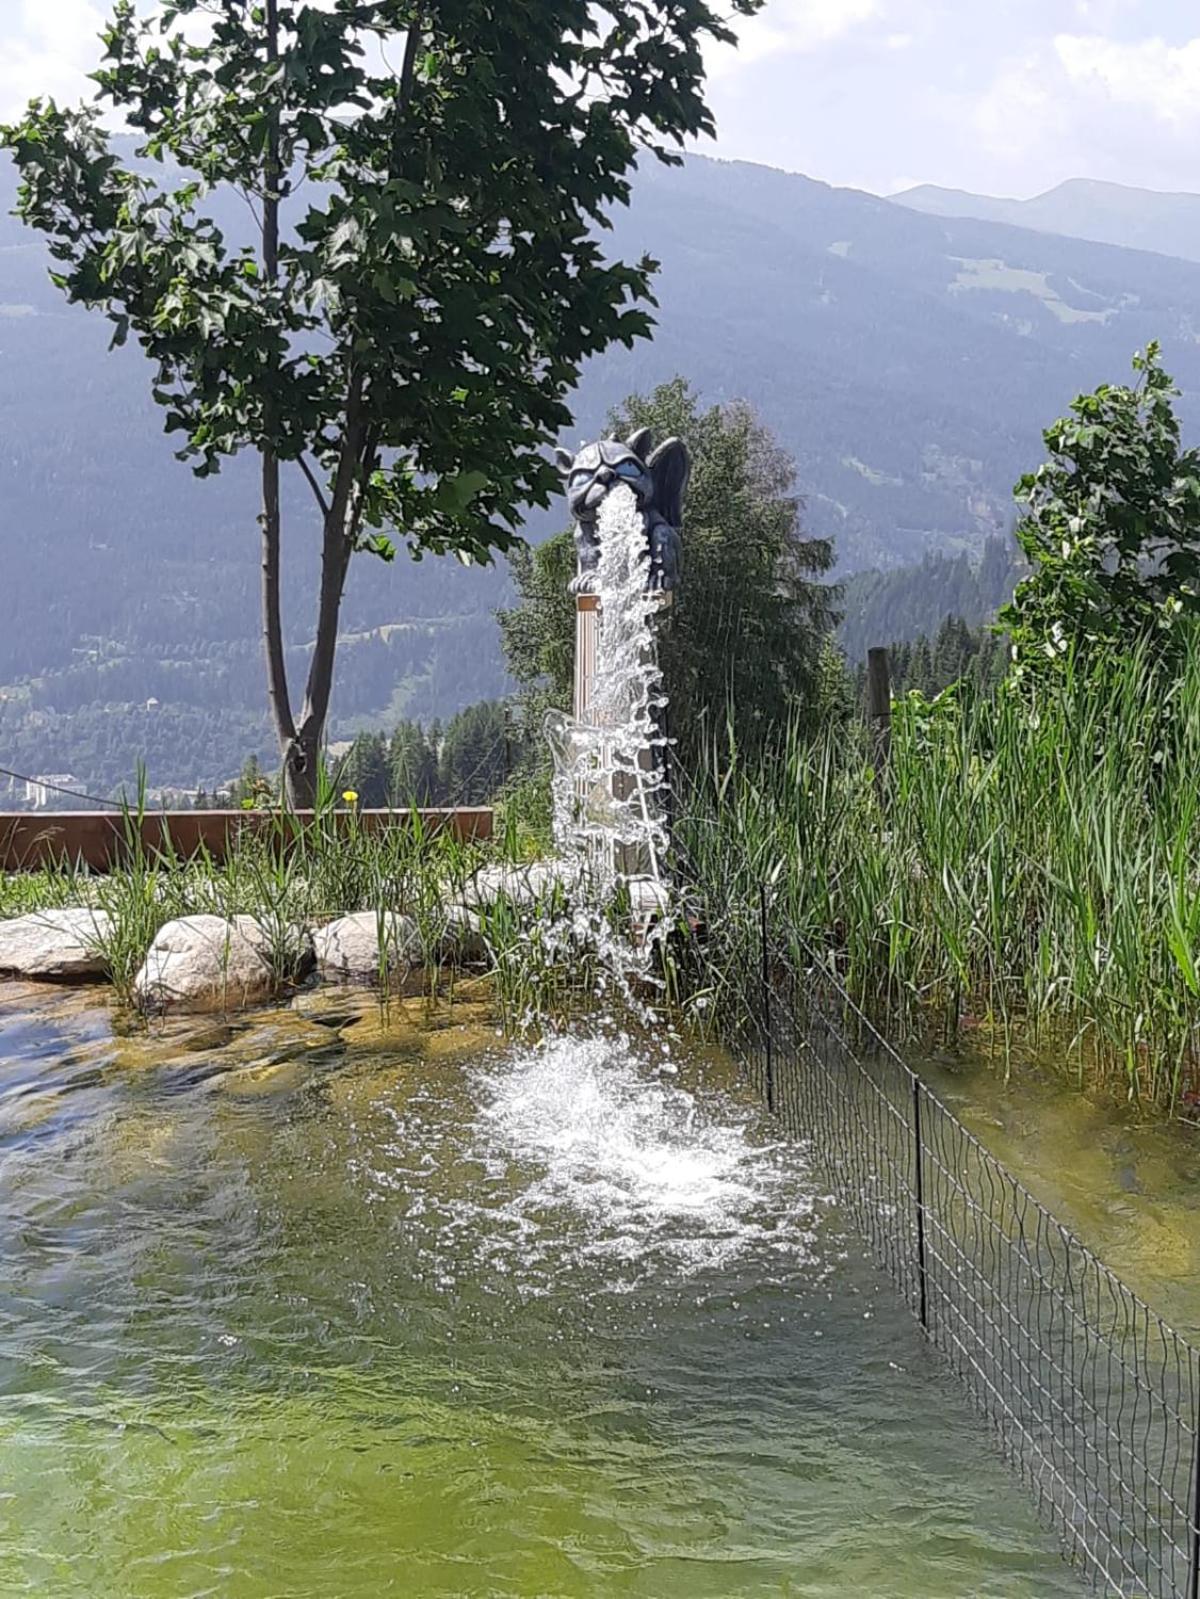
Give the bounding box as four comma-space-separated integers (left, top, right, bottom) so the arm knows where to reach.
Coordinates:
676, 631, 1200, 1109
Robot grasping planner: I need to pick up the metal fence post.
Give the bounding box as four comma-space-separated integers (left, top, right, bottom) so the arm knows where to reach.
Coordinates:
1189, 1401, 1200, 1599
913, 1075, 929, 1332
759, 883, 775, 1114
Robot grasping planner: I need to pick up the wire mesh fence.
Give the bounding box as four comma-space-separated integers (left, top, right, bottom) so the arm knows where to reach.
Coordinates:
719, 915, 1200, 1599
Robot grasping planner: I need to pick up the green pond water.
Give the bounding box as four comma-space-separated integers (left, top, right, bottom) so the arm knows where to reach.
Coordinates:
919, 1038, 1200, 1340
0, 982, 1086, 1598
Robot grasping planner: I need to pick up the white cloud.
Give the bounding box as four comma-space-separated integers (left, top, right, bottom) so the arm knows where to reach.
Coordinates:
706, 0, 883, 80
0, 0, 107, 119
1054, 32, 1200, 126
972, 52, 1066, 164
966, 27, 1200, 196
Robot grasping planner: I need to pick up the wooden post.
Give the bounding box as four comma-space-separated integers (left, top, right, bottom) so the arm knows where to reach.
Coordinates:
866, 646, 892, 800
573, 594, 600, 723
573, 590, 673, 885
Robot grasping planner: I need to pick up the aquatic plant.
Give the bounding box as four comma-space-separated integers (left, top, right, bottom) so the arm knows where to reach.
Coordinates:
676, 628, 1200, 1110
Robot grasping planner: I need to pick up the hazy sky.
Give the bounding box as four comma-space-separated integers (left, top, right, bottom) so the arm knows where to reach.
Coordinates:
2, 0, 1198, 199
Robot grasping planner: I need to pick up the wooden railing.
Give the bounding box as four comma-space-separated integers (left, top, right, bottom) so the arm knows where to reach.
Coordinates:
0, 808, 493, 873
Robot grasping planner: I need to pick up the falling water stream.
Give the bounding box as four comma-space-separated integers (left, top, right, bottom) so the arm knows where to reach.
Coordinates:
0, 488, 1086, 1593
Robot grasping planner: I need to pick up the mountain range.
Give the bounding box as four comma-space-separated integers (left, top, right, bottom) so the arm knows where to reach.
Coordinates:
4, 150, 1200, 793
892, 178, 1200, 264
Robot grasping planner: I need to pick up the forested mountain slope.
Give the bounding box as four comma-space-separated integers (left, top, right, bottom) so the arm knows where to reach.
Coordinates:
4, 151, 1200, 790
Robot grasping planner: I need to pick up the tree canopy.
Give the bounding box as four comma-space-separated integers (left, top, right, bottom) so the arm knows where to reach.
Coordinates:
1002, 343, 1200, 677
3, 0, 760, 803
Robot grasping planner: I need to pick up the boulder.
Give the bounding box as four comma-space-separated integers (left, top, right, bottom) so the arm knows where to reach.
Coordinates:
134, 915, 287, 1014
312, 911, 420, 985
0, 907, 113, 981
461, 861, 577, 910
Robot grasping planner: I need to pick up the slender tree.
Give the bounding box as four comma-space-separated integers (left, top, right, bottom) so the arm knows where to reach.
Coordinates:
3, 0, 760, 805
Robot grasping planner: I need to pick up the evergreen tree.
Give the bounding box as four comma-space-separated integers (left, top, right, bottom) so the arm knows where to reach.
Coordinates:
499, 379, 837, 760
438, 701, 509, 804
230, 754, 274, 808
339, 732, 390, 807
390, 721, 441, 807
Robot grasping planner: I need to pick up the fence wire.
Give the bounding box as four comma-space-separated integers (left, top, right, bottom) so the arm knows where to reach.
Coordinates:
721, 926, 1200, 1599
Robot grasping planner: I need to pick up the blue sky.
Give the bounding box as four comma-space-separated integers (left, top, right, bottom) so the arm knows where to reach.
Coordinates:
3, 0, 1198, 198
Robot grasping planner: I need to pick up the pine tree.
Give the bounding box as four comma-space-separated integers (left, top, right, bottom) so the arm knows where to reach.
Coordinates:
390, 722, 441, 807
340, 732, 390, 807
438, 702, 509, 805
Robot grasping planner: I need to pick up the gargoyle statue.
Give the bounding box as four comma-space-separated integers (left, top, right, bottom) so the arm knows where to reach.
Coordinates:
555, 428, 690, 595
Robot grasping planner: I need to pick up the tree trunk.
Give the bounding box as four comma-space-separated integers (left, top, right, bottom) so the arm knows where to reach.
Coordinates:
290, 378, 369, 809
258, 0, 312, 809
261, 3, 404, 810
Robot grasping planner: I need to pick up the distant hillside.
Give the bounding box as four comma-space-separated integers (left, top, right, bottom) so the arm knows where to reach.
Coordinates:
892, 178, 1200, 264
6, 151, 1200, 790
838, 536, 1021, 668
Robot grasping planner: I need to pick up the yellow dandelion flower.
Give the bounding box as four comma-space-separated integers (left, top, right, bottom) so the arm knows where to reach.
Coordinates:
342, 788, 359, 803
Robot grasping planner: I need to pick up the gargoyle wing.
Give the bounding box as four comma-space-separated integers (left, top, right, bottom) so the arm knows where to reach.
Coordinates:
646, 437, 690, 530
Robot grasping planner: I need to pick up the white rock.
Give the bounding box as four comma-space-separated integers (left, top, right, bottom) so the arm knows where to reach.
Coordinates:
461, 861, 577, 909
135, 915, 283, 1014
0, 907, 114, 981
312, 912, 420, 985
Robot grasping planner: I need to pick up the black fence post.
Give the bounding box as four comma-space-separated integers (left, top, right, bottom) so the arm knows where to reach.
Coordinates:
913, 1075, 929, 1332
1189, 1401, 1200, 1599
759, 883, 775, 1114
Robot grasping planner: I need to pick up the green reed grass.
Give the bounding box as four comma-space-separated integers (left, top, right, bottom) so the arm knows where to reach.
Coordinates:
676, 631, 1200, 1110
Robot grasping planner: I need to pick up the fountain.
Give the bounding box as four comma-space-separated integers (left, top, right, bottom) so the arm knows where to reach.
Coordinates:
545, 428, 690, 917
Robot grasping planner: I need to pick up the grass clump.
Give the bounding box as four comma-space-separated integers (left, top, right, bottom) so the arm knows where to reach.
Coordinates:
0, 804, 513, 1006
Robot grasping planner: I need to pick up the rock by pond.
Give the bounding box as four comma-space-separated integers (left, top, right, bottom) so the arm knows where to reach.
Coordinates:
135, 914, 306, 1014
312, 911, 420, 986
462, 860, 577, 909
0, 907, 113, 981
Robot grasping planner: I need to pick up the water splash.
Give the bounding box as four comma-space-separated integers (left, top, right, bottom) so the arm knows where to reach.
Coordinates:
537, 485, 677, 1022
362, 1031, 821, 1294
548, 483, 671, 892
475, 1034, 814, 1282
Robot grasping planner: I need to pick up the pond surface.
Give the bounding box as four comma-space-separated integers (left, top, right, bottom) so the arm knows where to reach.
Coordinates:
918, 1036, 1200, 1340
0, 983, 1083, 1598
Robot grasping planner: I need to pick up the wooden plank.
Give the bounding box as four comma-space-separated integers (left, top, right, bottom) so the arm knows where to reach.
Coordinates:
0, 808, 493, 874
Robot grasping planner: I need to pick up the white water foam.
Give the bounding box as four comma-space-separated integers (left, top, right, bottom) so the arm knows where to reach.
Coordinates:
472, 1033, 819, 1282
